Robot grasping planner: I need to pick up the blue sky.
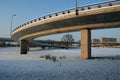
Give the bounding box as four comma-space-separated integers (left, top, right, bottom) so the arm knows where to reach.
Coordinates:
0, 0, 120, 41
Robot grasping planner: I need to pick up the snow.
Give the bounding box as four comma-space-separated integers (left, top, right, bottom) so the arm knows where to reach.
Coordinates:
1, 47, 120, 60
0, 59, 120, 80
0, 47, 120, 80
92, 47, 120, 57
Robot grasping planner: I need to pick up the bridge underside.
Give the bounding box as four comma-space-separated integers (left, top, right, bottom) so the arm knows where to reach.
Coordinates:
19, 11, 120, 59
20, 29, 92, 59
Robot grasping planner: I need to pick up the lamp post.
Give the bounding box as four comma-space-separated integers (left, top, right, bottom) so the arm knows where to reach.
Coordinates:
75, 0, 78, 15
10, 14, 16, 36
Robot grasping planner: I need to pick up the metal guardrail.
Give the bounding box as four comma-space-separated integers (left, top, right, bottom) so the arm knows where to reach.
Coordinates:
12, 0, 120, 33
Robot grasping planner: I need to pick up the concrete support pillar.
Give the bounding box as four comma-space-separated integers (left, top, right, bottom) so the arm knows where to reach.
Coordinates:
80, 29, 91, 59
20, 40, 29, 54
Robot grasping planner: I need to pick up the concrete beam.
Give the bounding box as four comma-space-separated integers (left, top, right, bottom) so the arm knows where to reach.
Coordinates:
11, 5, 120, 41
80, 29, 91, 59
20, 40, 29, 54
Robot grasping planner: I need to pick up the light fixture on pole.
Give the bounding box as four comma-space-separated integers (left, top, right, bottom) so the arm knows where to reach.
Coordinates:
75, 0, 78, 15
10, 14, 16, 36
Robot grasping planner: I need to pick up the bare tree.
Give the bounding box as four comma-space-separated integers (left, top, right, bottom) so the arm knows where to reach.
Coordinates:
61, 34, 74, 49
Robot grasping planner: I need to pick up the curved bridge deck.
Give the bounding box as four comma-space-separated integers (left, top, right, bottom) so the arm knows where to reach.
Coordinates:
11, 1, 120, 59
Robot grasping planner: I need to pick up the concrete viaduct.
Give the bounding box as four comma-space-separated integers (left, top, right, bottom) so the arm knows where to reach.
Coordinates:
11, 1, 120, 59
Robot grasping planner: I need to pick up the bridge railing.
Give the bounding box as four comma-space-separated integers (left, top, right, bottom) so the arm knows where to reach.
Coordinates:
12, 0, 120, 33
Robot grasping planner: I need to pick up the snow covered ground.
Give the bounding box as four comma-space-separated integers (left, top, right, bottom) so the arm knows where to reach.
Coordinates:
0, 47, 120, 80
0, 47, 120, 60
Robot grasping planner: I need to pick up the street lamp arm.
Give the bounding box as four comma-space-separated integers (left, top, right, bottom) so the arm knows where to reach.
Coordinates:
10, 14, 16, 36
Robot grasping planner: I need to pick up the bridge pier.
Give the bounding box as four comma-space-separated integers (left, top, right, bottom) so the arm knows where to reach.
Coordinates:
80, 29, 91, 59
20, 40, 29, 54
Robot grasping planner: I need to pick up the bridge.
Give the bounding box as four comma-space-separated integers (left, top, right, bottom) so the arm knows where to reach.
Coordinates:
11, 1, 120, 59
0, 37, 14, 42
30, 40, 79, 49
0, 37, 17, 47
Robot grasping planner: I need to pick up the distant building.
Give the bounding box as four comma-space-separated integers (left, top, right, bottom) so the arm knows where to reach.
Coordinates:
100, 37, 117, 43
92, 37, 117, 47
92, 39, 100, 43
92, 39, 100, 47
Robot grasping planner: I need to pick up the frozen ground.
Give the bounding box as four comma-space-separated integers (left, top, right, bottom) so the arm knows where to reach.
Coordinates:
0, 47, 120, 60
0, 47, 120, 80
0, 59, 120, 80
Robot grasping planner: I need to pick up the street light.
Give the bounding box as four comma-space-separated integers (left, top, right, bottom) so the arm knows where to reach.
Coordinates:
75, 0, 78, 15
10, 14, 16, 36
